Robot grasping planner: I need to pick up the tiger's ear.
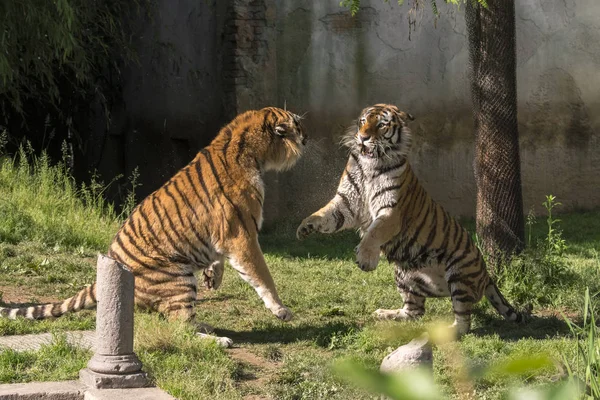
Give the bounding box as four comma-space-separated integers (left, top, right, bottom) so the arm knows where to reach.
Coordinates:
396, 110, 415, 123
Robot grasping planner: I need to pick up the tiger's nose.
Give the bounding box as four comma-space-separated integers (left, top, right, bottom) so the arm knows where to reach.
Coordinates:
359, 134, 370, 143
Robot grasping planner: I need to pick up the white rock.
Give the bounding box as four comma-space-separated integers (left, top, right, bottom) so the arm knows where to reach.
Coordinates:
380, 334, 433, 373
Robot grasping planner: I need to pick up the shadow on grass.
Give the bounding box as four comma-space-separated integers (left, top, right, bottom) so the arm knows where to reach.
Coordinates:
260, 223, 358, 261
471, 314, 575, 341
215, 320, 361, 347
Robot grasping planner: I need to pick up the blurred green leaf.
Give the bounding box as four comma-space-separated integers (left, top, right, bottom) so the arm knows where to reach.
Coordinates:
333, 359, 441, 400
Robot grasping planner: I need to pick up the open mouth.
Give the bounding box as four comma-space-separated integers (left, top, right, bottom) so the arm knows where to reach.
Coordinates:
360, 146, 376, 158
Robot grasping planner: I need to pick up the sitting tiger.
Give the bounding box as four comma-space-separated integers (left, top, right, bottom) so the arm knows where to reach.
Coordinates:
0, 107, 307, 347
297, 103, 523, 336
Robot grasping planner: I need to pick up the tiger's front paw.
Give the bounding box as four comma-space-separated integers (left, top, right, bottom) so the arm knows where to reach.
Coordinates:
272, 306, 294, 322
355, 242, 380, 272
296, 215, 326, 240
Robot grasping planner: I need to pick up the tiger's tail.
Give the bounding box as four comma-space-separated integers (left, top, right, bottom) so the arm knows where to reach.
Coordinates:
0, 283, 97, 320
484, 281, 527, 323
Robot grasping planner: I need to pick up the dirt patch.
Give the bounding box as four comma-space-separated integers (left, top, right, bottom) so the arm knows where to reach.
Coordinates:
535, 307, 580, 321
0, 285, 59, 305
227, 347, 280, 400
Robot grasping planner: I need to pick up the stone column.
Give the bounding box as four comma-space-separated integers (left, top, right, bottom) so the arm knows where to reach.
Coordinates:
80, 254, 148, 389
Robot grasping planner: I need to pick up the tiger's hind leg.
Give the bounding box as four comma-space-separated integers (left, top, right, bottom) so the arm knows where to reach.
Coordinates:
449, 281, 478, 337
374, 265, 426, 320
151, 272, 233, 347
374, 290, 426, 320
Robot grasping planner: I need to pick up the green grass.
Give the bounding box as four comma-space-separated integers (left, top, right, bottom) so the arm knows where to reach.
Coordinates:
0, 150, 599, 398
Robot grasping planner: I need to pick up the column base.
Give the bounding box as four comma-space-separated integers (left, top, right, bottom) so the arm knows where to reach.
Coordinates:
87, 353, 143, 375
80, 368, 148, 389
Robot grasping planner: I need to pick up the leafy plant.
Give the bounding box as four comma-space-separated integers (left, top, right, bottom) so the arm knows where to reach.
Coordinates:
120, 167, 142, 219
542, 195, 568, 257
526, 207, 536, 248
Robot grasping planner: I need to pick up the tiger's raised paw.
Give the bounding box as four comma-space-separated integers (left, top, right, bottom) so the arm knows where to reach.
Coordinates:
355, 242, 380, 272
272, 306, 294, 322
296, 215, 326, 240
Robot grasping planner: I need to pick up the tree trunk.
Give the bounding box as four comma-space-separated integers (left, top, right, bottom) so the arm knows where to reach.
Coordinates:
466, 0, 525, 273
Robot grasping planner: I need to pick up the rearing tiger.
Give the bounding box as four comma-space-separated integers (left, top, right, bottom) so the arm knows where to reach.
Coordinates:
297, 103, 523, 336
0, 107, 307, 346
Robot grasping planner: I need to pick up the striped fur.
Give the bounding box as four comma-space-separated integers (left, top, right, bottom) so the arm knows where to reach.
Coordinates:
1, 107, 307, 331
297, 103, 523, 336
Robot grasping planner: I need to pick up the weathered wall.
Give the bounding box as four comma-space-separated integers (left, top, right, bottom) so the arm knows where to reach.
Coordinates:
90, 0, 600, 222
89, 0, 230, 201
235, 0, 600, 222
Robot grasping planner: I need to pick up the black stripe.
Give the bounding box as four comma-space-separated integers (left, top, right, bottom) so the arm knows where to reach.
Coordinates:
150, 196, 188, 254
202, 150, 250, 235
448, 268, 484, 284
397, 281, 422, 297
236, 130, 248, 164
373, 159, 406, 178
193, 159, 212, 203
350, 153, 365, 177
372, 185, 402, 201
445, 251, 470, 272
333, 209, 345, 231
375, 201, 398, 215
115, 235, 155, 270
67, 293, 77, 311
139, 206, 160, 244
73, 290, 86, 310
168, 303, 194, 311
163, 184, 186, 226
412, 277, 439, 297
404, 204, 432, 252
32, 305, 43, 319
454, 295, 476, 303
183, 168, 210, 214
51, 303, 62, 317
89, 284, 96, 303
173, 179, 201, 222
345, 169, 361, 195
423, 210, 439, 249
221, 128, 232, 163
337, 191, 354, 218
251, 215, 260, 232
132, 213, 170, 260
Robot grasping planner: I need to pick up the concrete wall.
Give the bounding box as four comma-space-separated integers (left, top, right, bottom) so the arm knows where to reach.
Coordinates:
89, 0, 230, 201
90, 0, 600, 222
237, 0, 600, 222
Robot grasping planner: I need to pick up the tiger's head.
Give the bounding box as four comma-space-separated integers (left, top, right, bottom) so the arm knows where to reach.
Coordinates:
344, 104, 414, 161
261, 107, 307, 171
226, 107, 308, 172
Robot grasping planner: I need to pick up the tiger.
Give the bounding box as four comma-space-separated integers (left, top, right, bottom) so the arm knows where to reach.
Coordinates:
296, 103, 523, 336
0, 106, 308, 347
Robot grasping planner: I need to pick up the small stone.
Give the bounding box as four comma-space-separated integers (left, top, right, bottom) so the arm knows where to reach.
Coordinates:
380, 334, 433, 373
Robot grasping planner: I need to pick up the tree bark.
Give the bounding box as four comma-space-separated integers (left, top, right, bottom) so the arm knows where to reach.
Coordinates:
466, 0, 525, 272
